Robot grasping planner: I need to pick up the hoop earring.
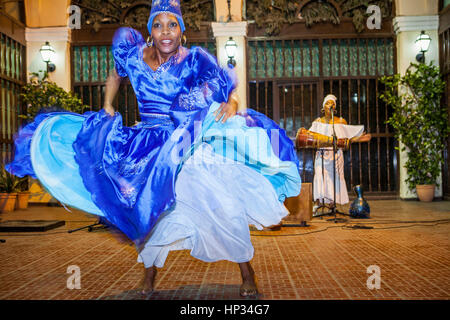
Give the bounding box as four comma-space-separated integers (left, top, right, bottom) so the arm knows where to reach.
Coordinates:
181, 34, 187, 46
146, 36, 153, 47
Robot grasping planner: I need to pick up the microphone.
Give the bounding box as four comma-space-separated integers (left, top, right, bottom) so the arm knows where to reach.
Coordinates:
331, 103, 337, 114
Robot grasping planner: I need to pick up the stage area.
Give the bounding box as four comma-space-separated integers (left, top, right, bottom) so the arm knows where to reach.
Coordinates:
0, 200, 449, 300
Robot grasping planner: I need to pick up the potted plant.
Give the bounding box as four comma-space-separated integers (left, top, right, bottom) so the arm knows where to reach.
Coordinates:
0, 163, 22, 212
20, 70, 87, 120
380, 62, 449, 201
15, 176, 30, 209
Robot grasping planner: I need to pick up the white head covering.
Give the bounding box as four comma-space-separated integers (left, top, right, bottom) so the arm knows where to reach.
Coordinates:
322, 94, 337, 109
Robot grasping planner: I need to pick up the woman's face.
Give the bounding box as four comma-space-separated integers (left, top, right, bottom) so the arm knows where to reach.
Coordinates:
324, 99, 336, 115
151, 13, 182, 56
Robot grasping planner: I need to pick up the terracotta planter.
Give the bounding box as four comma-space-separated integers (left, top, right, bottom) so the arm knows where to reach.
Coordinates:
15, 191, 31, 209
0, 193, 17, 212
416, 184, 435, 202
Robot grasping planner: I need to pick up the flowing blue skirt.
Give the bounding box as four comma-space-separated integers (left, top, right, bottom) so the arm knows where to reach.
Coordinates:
6, 102, 301, 262
138, 142, 290, 267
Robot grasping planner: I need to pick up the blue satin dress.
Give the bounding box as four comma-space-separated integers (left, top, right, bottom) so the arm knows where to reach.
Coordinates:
6, 27, 301, 267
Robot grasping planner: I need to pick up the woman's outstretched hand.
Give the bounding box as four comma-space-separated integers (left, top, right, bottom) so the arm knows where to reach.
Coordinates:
350, 133, 372, 143
214, 92, 239, 123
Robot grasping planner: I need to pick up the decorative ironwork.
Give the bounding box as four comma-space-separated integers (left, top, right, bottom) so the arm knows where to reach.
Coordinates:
246, 0, 299, 36
71, 0, 214, 32
246, 0, 393, 35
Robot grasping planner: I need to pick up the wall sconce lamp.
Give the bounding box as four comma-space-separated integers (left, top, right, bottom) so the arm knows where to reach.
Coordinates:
225, 37, 237, 67
40, 41, 56, 72
415, 31, 431, 63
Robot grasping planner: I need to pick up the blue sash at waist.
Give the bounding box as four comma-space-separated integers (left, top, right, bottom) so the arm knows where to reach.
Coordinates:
139, 112, 174, 129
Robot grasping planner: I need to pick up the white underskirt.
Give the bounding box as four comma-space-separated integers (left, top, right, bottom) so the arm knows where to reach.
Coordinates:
137, 143, 289, 268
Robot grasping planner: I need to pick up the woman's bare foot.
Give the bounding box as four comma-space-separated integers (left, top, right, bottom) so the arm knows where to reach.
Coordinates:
238, 262, 258, 297
141, 266, 157, 294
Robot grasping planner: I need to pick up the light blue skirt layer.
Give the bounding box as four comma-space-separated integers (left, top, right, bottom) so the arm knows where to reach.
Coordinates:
30, 114, 103, 216
191, 102, 301, 202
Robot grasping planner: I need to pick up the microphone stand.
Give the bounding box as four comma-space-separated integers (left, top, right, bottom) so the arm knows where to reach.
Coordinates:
314, 108, 351, 223
312, 148, 327, 216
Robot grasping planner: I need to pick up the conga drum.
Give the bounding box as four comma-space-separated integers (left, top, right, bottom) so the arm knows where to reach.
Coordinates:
283, 183, 313, 226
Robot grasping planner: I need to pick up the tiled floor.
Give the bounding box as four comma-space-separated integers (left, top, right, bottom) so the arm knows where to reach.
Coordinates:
0, 200, 449, 300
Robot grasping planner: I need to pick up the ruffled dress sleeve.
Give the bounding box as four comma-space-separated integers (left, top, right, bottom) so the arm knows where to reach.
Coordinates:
112, 27, 145, 77
168, 46, 237, 128
188, 46, 238, 105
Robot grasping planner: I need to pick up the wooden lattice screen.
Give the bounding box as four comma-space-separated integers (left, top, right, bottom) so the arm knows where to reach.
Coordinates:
439, 1, 450, 199
0, 11, 26, 164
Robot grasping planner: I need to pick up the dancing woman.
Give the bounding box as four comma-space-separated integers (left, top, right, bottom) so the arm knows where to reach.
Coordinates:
6, 0, 301, 297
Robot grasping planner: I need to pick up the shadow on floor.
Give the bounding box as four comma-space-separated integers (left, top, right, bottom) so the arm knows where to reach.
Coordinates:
98, 284, 262, 300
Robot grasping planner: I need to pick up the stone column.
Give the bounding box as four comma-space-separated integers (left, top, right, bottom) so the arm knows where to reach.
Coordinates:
25, 27, 72, 91
24, 0, 72, 203
24, 0, 72, 90
393, 0, 440, 199
211, 0, 247, 110
211, 21, 248, 111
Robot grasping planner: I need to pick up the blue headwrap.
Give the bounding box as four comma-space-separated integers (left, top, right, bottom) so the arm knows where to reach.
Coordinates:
147, 0, 186, 34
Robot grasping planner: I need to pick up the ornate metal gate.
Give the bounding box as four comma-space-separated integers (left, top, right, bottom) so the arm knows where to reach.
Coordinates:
246, 18, 398, 196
